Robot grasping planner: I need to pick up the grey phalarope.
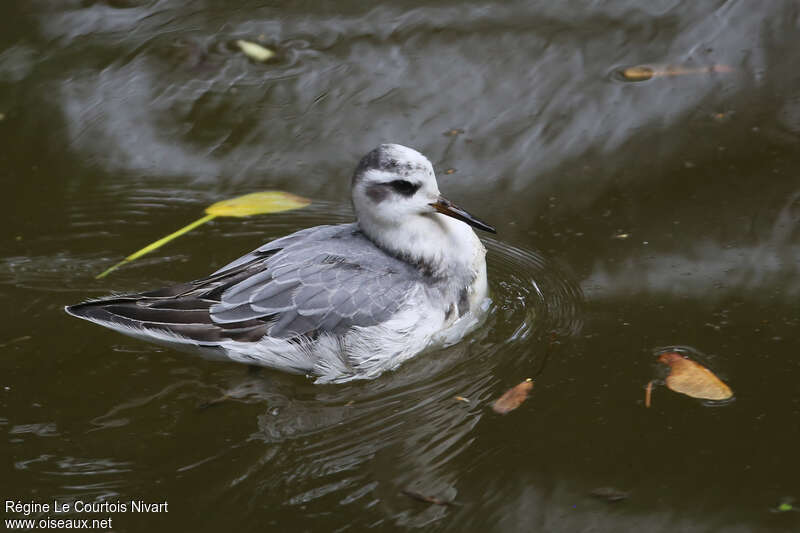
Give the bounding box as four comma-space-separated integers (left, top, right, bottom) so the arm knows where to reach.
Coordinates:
66, 144, 496, 383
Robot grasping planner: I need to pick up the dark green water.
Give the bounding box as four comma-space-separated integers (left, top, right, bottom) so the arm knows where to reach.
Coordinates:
2, 1, 800, 531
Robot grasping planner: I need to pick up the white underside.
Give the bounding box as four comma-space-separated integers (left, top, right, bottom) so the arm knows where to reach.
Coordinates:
224, 293, 491, 383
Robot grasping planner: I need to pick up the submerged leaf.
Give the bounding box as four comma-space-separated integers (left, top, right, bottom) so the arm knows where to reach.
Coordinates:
658, 352, 733, 401
205, 191, 311, 217
236, 40, 275, 62
492, 378, 533, 414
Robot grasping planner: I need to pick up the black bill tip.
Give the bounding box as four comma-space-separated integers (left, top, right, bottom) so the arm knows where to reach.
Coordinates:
430, 196, 496, 234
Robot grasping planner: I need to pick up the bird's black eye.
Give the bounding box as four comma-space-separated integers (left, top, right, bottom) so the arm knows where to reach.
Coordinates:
387, 179, 420, 197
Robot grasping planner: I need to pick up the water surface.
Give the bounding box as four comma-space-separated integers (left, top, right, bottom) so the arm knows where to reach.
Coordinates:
2, 1, 800, 531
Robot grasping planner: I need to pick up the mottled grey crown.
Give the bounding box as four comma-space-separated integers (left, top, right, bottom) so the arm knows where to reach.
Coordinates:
352, 144, 432, 186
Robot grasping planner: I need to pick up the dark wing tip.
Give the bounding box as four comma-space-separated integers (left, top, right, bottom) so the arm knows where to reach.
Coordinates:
65, 302, 89, 319
64, 301, 117, 323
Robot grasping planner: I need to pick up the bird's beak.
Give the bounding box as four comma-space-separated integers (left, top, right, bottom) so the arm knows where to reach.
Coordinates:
429, 196, 496, 234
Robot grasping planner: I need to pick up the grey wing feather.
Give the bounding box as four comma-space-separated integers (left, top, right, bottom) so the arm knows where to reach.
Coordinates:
211, 225, 338, 276
210, 224, 423, 338
66, 223, 424, 348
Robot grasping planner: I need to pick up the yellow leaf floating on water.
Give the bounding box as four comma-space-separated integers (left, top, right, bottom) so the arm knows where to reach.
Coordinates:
96, 191, 311, 279
205, 191, 310, 217
236, 40, 275, 62
492, 378, 533, 414
622, 66, 656, 81
658, 352, 733, 401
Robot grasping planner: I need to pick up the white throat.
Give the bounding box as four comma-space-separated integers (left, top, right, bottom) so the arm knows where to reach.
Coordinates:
357, 211, 485, 280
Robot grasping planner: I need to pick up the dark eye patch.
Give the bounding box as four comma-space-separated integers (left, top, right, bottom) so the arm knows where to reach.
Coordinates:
387, 179, 420, 196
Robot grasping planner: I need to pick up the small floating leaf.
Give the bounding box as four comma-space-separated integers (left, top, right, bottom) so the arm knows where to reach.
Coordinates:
622, 66, 654, 81
778, 502, 793, 512
236, 40, 275, 62
205, 191, 310, 217
96, 191, 311, 278
492, 378, 533, 414
658, 352, 733, 401
621, 64, 733, 81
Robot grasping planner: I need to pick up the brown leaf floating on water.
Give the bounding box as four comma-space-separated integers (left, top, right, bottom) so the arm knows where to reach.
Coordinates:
645, 380, 653, 408
657, 352, 733, 401
492, 378, 533, 414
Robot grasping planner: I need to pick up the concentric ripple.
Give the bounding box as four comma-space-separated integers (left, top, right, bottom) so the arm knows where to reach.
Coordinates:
484, 236, 583, 342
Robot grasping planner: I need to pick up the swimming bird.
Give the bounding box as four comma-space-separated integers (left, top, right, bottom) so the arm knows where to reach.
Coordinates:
66, 144, 496, 383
